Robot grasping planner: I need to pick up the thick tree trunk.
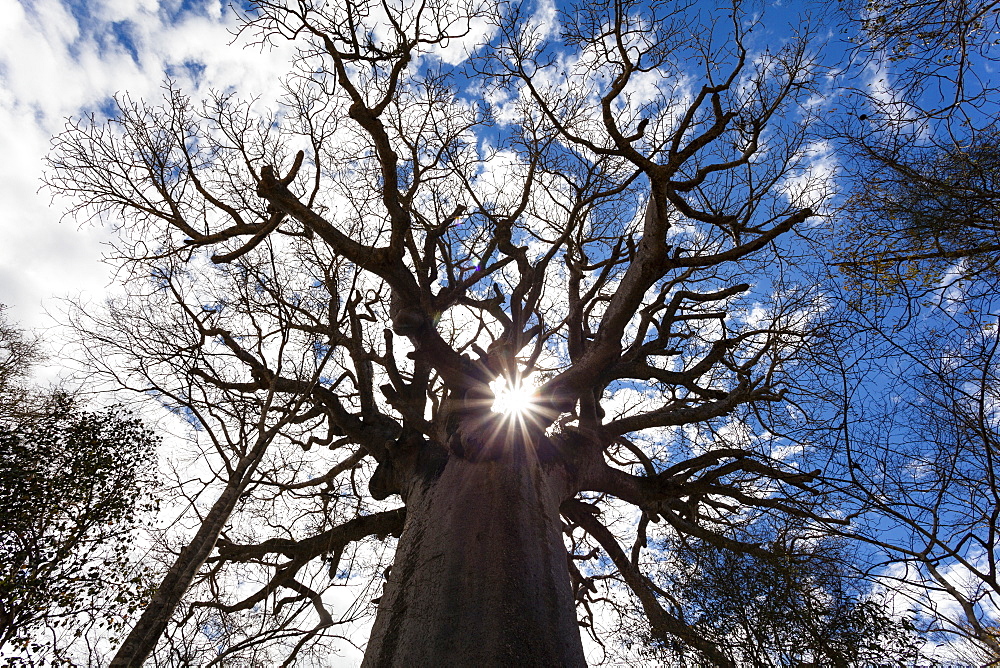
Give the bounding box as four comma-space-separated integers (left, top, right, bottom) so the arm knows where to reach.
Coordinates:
362, 450, 586, 667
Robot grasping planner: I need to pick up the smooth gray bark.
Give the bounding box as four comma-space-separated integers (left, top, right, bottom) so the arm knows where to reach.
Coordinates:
362, 451, 586, 667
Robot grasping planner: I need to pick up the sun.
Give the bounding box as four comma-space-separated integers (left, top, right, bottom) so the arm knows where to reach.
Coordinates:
490, 376, 536, 416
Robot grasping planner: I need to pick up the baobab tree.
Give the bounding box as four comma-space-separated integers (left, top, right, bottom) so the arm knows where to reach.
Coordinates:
46, 0, 841, 665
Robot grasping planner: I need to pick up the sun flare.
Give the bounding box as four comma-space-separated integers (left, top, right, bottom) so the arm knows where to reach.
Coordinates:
490, 376, 535, 416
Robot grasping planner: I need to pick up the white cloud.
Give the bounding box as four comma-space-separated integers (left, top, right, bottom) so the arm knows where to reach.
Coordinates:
0, 0, 294, 337
780, 139, 836, 212
527, 0, 558, 42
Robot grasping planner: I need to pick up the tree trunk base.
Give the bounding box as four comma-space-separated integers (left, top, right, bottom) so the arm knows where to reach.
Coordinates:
361, 451, 585, 667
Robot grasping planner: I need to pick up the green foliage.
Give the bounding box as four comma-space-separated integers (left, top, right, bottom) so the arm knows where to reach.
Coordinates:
646, 540, 923, 666
0, 308, 41, 422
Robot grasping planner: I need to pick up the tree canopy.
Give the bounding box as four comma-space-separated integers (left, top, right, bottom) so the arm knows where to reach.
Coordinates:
0, 310, 158, 667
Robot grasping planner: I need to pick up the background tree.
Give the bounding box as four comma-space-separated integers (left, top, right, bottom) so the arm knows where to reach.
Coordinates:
835, 137, 1000, 298
645, 536, 922, 666
811, 283, 1000, 660
834, 0, 1000, 297
59, 250, 402, 667
0, 310, 158, 667
45, 0, 851, 665
0, 306, 41, 421
818, 0, 1000, 659
846, 0, 1000, 100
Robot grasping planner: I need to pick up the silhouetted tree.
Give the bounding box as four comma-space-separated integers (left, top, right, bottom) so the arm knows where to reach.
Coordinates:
0, 312, 158, 666
45, 1, 844, 665
650, 537, 922, 666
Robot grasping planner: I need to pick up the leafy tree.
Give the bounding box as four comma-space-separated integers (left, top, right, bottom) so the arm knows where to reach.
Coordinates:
44, 0, 850, 665
848, 0, 1000, 87
0, 314, 158, 666
0, 307, 41, 421
834, 136, 1000, 297
649, 537, 922, 666
834, 0, 1000, 298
